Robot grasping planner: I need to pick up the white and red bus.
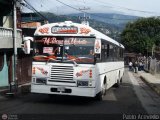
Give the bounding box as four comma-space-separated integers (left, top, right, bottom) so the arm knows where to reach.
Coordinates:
23, 21, 124, 100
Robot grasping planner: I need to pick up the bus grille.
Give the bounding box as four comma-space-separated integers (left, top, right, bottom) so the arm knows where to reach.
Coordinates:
49, 65, 74, 82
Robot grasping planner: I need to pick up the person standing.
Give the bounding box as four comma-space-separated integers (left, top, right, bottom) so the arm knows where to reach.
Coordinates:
133, 61, 138, 73
129, 61, 133, 71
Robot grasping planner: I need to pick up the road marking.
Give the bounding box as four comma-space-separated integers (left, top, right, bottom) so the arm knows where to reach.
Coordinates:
128, 71, 160, 114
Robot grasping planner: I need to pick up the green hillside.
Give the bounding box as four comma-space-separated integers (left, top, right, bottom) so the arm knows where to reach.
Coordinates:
22, 12, 129, 41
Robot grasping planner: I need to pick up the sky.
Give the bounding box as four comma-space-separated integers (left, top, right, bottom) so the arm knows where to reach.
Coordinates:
23, 0, 160, 17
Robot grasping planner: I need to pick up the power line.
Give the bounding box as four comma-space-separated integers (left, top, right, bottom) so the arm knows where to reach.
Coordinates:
23, 0, 49, 21
55, 0, 84, 13
36, 0, 50, 12
55, 0, 138, 21
96, 0, 160, 15
25, 0, 48, 20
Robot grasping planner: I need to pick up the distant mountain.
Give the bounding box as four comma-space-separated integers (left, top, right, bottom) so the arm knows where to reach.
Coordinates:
69, 13, 140, 29
22, 12, 139, 41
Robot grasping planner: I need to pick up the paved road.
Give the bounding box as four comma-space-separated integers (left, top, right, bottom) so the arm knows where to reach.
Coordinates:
0, 69, 160, 120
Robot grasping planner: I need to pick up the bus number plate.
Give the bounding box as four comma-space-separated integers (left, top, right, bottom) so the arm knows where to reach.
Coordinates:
57, 87, 65, 92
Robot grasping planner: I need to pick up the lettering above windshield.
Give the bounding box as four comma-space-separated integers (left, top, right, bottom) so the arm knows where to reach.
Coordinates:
35, 37, 91, 45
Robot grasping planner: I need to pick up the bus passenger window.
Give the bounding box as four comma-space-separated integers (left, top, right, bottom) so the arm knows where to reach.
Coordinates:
107, 44, 109, 57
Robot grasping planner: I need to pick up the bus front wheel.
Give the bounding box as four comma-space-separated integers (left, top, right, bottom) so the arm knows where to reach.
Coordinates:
95, 83, 106, 101
114, 73, 121, 88
114, 78, 120, 88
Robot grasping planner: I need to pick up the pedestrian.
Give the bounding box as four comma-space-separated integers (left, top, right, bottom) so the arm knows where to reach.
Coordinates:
139, 61, 143, 71
129, 61, 133, 71
133, 61, 138, 73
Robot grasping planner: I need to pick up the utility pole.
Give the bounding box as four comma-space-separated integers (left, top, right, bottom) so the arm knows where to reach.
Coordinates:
13, 0, 18, 93
7, 0, 18, 96
79, 7, 90, 25
7, 0, 18, 95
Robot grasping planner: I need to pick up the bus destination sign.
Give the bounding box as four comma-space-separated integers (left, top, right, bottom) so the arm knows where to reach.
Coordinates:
51, 26, 78, 34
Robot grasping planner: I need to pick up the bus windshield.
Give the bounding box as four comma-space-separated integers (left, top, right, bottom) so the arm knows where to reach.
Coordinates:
33, 36, 95, 64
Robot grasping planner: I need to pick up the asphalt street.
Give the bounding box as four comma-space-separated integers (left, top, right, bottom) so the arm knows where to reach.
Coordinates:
0, 69, 160, 120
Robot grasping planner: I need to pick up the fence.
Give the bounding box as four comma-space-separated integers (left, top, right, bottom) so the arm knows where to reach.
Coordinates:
144, 58, 160, 74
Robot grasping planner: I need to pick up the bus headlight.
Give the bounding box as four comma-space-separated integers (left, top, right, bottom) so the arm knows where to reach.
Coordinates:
77, 81, 88, 87
36, 78, 47, 84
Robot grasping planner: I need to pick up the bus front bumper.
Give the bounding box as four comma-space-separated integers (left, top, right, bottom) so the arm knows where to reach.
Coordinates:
31, 84, 96, 97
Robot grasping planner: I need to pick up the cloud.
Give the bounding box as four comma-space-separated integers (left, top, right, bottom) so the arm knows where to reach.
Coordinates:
22, 0, 160, 17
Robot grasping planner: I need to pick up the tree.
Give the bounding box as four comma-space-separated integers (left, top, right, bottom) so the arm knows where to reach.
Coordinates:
121, 17, 160, 55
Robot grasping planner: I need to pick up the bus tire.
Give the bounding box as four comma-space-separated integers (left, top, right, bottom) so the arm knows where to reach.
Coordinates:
95, 83, 106, 101
114, 72, 121, 88
95, 91, 103, 101
114, 79, 120, 88
120, 77, 123, 84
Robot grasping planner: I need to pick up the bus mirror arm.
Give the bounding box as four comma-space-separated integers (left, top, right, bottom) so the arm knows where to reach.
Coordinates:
22, 37, 33, 54
95, 54, 101, 61
94, 55, 96, 64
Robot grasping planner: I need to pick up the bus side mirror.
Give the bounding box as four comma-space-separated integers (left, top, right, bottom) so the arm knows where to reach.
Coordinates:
95, 54, 101, 61
22, 37, 33, 54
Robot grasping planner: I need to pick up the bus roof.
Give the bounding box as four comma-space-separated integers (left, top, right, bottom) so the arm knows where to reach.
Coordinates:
34, 21, 124, 49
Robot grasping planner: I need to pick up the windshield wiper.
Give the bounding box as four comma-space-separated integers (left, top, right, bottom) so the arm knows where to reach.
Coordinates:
33, 55, 48, 61
33, 55, 58, 62
65, 53, 79, 66
46, 57, 60, 64
66, 59, 78, 67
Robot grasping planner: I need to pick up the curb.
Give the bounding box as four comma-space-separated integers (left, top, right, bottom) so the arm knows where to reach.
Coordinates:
140, 76, 160, 96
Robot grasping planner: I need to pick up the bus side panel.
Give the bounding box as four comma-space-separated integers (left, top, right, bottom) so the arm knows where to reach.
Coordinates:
95, 61, 124, 94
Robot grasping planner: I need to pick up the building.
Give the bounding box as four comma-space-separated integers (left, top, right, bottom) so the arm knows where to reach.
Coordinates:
124, 52, 138, 65
0, 0, 23, 89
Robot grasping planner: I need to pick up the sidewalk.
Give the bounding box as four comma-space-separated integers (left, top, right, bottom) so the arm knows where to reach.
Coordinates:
138, 71, 160, 96
0, 83, 31, 97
